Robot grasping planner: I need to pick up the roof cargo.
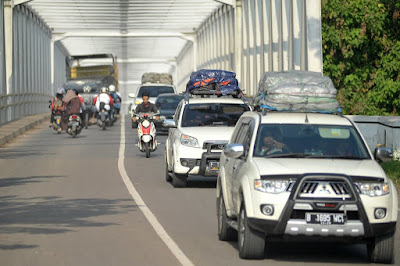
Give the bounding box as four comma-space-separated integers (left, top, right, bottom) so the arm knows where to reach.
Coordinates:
141, 73, 173, 85
253, 70, 339, 113
186, 69, 242, 97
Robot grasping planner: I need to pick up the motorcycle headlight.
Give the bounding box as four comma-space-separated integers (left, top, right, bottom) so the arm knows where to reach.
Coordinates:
180, 134, 199, 147
142, 120, 150, 128
354, 182, 390, 197
254, 179, 292, 194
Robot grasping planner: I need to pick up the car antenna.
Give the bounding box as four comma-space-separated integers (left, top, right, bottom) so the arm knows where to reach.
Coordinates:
305, 113, 309, 123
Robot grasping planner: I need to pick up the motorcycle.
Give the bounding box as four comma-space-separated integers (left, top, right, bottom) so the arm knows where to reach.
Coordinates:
67, 113, 82, 137
97, 102, 110, 130
52, 109, 63, 133
134, 112, 159, 158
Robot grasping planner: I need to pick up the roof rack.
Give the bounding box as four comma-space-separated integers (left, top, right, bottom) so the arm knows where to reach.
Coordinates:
257, 104, 343, 116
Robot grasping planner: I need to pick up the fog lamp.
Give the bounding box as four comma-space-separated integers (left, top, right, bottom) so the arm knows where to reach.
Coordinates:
374, 208, 386, 219
261, 204, 274, 216
181, 160, 188, 166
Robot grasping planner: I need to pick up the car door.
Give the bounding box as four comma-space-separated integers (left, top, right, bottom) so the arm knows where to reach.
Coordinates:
231, 118, 255, 214
167, 101, 183, 168
223, 117, 245, 209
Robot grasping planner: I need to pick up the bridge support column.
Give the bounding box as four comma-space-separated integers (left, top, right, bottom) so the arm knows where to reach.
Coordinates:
4, 0, 13, 122
234, 0, 242, 84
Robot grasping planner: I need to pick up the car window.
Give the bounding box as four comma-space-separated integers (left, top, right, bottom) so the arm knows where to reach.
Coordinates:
156, 95, 183, 109
181, 103, 250, 127
174, 102, 183, 123
137, 86, 175, 97
253, 124, 370, 159
63, 80, 100, 93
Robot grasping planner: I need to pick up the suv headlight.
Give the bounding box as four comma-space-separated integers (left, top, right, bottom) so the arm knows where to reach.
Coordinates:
354, 182, 390, 197
180, 134, 199, 147
254, 179, 291, 194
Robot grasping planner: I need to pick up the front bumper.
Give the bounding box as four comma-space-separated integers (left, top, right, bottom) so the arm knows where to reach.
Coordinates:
174, 141, 227, 176
246, 173, 397, 239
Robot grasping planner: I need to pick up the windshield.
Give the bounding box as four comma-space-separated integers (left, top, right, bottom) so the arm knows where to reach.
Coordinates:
137, 86, 175, 97
253, 124, 370, 159
181, 103, 250, 127
155, 95, 183, 110
63, 80, 100, 93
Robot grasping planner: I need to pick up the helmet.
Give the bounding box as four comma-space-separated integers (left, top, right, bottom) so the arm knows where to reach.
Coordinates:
56, 87, 65, 95
101, 87, 107, 93
109, 85, 116, 92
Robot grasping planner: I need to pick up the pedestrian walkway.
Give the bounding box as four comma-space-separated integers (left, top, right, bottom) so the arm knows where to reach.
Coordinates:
0, 113, 49, 146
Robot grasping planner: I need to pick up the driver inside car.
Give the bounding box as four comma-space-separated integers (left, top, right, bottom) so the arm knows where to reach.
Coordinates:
259, 128, 288, 156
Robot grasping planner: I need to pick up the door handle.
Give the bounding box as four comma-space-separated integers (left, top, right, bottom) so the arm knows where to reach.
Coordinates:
225, 158, 230, 162
233, 165, 238, 170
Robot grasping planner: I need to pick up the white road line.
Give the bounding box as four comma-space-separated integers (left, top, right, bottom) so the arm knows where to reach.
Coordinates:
118, 116, 194, 266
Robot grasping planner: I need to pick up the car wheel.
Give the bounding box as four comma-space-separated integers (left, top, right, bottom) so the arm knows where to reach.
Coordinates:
165, 160, 172, 182
172, 172, 187, 188
367, 231, 395, 264
238, 202, 265, 259
217, 189, 237, 241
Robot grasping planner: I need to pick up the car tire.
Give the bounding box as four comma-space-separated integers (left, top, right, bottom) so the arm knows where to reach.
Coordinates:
172, 172, 187, 188
217, 190, 237, 241
238, 202, 265, 259
367, 231, 395, 264
165, 160, 172, 182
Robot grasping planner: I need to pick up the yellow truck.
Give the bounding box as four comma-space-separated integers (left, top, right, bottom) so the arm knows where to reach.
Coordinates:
66, 54, 118, 90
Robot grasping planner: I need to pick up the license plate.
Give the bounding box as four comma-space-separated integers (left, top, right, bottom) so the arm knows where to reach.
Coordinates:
209, 162, 219, 171
306, 213, 345, 225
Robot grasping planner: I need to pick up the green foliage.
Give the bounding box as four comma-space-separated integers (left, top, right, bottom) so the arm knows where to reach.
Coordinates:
322, 0, 400, 115
380, 160, 400, 189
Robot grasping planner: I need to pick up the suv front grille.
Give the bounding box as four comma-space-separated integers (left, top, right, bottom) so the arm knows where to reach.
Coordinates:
298, 181, 352, 199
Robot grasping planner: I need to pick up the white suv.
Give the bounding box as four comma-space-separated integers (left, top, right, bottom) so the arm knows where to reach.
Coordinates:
164, 97, 250, 187
217, 111, 398, 263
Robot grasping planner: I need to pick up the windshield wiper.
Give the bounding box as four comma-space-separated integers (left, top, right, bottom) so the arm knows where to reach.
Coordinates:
266, 153, 307, 158
306, 155, 366, 160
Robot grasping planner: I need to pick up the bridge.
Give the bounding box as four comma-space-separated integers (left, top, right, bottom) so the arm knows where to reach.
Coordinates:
1, 0, 323, 125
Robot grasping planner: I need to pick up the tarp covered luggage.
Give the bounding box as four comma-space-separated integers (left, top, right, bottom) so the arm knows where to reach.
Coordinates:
186, 69, 242, 97
253, 70, 339, 113
141, 73, 173, 85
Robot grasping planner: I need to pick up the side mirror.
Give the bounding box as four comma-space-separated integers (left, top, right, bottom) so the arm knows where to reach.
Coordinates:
224, 144, 244, 159
162, 119, 176, 128
374, 147, 393, 163
128, 93, 136, 98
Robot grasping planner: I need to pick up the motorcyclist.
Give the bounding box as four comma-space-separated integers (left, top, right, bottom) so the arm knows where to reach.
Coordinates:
73, 89, 86, 126
132, 92, 158, 123
49, 87, 65, 127
109, 85, 121, 119
93, 87, 114, 120
61, 89, 82, 132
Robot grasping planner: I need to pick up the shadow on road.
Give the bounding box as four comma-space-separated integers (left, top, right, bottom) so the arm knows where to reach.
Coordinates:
0, 244, 39, 250
0, 175, 64, 188
0, 149, 56, 159
226, 239, 370, 264
0, 195, 138, 237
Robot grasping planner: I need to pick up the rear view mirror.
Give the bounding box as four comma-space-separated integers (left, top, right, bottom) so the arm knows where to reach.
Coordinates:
162, 119, 176, 128
224, 144, 244, 159
374, 147, 393, 163
128, 93, 136, 98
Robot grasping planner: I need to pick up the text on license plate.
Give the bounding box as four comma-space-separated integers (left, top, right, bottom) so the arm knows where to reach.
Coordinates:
306, 213, 345, 225
209, 162, 219, 171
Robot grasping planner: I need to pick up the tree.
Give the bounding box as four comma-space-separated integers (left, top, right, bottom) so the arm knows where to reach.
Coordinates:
321, 0, 400, 115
